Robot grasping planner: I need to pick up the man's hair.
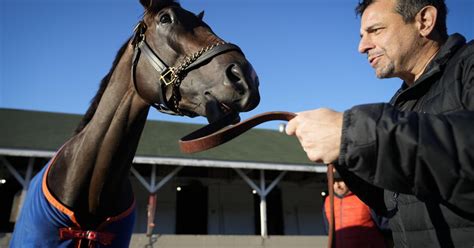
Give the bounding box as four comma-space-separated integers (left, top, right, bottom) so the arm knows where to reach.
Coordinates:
355, 0, 448, 38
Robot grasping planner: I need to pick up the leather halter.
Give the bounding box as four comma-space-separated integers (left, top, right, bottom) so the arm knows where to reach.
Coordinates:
131, 21, 243, 116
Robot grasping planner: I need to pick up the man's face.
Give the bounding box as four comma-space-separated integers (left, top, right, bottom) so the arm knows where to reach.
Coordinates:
358, 0, 420, 79
333, 180, 349, 196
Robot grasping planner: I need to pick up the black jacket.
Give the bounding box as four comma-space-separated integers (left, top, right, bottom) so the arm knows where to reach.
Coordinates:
337, 34, 474, 247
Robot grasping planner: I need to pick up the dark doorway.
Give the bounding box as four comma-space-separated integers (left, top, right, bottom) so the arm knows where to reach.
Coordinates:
175, 181, 208, 234
0, 156, 39, 232
0, 176, 21, 232
253, 187, 284, 235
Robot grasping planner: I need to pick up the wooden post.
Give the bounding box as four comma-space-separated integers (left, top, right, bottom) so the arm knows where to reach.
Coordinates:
147, 194, 157, 236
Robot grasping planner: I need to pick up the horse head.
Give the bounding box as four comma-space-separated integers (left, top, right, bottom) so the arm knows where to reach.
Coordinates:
133, 0, 260, 123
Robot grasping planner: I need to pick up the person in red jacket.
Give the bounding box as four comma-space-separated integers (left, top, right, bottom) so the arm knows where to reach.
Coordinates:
323, 170, 392, 248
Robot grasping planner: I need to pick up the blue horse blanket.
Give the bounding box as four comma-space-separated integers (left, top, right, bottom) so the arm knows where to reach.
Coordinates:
10, 157, 136, 247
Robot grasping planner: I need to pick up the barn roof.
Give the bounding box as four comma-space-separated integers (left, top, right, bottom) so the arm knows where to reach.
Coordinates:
0, 108, 325, 172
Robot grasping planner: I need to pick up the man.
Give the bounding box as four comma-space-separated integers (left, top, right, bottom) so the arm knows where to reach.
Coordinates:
322, 170, 390, 248
286, 0, 474, 247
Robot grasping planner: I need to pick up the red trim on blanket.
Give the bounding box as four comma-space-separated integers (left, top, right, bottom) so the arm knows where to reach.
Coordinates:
97, 200, 136, 231
42, 153, 81, 228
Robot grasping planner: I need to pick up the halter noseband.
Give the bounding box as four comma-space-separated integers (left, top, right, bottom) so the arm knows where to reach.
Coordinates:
131, 21, 243, 116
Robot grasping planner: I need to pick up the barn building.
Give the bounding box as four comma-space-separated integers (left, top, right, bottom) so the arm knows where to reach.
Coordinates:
0, 108, 329, 247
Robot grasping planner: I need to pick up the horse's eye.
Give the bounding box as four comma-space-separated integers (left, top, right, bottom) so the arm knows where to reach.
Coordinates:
160, 14, 172, 24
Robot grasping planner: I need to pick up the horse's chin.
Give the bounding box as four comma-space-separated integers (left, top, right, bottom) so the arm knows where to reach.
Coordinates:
204, 94, 240, 124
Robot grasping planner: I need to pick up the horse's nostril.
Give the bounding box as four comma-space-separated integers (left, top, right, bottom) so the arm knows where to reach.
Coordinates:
225, 63, 246, 94
230, 64, 243, 77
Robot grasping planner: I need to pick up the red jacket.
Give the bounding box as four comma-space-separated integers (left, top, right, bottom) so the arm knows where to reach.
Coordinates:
324, 192, 387, 248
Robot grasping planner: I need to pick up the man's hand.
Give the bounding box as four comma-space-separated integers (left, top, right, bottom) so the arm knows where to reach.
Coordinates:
285, 108, 343, 163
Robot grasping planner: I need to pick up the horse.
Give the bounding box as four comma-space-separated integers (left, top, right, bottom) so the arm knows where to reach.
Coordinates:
10, 0, 260, 247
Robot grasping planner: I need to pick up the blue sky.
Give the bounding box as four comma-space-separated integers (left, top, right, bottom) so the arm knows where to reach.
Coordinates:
1, 0, 473, 130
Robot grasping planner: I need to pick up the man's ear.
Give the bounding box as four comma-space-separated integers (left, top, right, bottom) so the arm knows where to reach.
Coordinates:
416, 5, 437, 37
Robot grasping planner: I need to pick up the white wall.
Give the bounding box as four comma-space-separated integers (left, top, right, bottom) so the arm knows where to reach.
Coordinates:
281, 182, 326, 235
208, 181, 255, 234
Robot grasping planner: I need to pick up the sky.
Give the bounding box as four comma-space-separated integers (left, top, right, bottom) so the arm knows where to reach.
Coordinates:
1, 0, 473, 130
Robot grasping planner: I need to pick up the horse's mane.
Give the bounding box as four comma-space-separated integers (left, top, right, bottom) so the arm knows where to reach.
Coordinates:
74, 0, 181, 135
74, 39, 130, 135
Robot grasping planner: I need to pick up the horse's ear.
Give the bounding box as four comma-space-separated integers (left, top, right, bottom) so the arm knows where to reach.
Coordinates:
197, 11, 205, 20
139, 0, 153, 9
139, 0, 177, 11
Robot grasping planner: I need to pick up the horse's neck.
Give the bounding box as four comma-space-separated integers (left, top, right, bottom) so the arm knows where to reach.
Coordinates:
48, 45, 149, 222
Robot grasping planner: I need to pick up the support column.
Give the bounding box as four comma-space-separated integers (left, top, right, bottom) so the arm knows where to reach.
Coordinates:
234, 168, 287, 238
259, 170, 268, 237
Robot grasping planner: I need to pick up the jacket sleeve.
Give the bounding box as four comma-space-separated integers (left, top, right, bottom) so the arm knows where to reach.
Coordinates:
338, 102, 474, 215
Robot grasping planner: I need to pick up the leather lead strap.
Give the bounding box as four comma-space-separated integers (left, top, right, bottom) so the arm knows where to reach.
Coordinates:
179, 111, 336, 247
179, 111, 296, 154
327, 163, 335, 248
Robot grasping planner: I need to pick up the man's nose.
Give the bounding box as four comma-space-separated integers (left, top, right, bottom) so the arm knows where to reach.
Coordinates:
358, 35, 373, 54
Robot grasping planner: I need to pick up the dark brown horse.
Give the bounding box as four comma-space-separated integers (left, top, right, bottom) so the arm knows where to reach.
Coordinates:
11, 0, 259, 246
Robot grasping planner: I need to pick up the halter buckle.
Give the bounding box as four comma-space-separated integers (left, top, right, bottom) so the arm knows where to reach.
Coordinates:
160, 67, 178, 86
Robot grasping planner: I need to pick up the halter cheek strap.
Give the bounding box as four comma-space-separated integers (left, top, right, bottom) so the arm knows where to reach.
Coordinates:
131, 21, 177, 114
130, 20, 243, 116
131, 39, 173, 114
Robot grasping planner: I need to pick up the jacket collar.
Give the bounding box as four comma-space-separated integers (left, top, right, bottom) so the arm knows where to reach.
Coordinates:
395, 34, 467, 100
417, 33, 466, 83
334, 191, 354, 198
